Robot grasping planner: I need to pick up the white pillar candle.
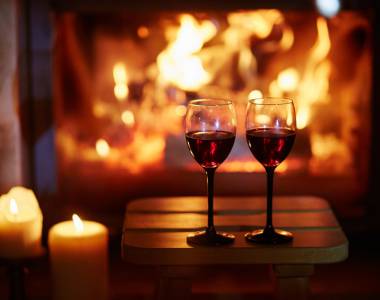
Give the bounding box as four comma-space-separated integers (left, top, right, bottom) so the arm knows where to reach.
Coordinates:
0, 186, 43, 258
48, 214, 109, 300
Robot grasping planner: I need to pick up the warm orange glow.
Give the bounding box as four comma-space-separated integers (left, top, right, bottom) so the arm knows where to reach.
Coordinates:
96, 139, 110, 157
221, 161, 288, 173
121, 110, 135, 127
72, 214, 84, 233
9, 198, 18, 215
277, 68, 299, 93
269, 80, 282, 97
227, 10, 283, 39
175, 105, 187, 117
56, 11, 366, 178
310, 133, 352, 174
113, 63, 129, 101
114, 84, 129, 101
137, 26, 150, 38
296, 107, 310, 130
248, 89, 263, 100
296, 17, 331, 129
157, 14, 216, 91
280, 26, 294, 50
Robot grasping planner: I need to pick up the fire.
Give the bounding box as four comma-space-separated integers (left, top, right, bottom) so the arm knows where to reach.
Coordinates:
96, 139, 110, 157
175, 105, 187, 117
248, 89, 263, 100
277, 68, 299, 93
72, 214, 84, 233
113, 63, 129, 101
221, 161, 289, 173
310, 133, 352, 173
227, 10, 283, 39
157, 14, 216, 91
56, 11, 367, 178
121, 110, 135, 127
137, 26, 149, 38
296, 17, 331, 129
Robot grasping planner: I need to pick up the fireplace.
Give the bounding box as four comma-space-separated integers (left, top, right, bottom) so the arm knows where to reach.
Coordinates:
17, 0, 379, 231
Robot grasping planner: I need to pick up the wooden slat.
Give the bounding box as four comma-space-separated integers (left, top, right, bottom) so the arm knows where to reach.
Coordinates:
125, 211, 339, 231
127, 196, 330, 213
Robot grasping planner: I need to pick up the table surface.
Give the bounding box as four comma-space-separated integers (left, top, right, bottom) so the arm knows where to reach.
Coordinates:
122, 196, 348, 265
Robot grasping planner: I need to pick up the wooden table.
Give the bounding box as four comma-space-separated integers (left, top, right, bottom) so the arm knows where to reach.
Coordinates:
122, 196, 348, 300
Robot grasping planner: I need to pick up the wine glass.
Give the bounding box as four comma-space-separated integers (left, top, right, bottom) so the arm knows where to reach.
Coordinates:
245, 97, 296, 244
185, 99, 236, 246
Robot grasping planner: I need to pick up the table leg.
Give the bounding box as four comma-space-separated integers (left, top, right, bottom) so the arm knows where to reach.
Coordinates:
155, 266, 193, 300
273, 264, 314, 300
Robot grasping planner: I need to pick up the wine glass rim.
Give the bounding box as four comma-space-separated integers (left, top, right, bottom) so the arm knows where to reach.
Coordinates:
248, 97, 294, 105
188, 98, 233, 106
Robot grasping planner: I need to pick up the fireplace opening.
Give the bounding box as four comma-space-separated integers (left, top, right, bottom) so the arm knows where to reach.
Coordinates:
51, 9, 372, 221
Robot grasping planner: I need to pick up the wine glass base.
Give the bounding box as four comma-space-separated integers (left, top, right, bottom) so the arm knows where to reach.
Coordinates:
245, 228, 293, 244
187, 230, 235, 246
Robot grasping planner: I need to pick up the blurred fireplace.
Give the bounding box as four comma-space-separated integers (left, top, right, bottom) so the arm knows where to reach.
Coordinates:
19, 0, 379, 230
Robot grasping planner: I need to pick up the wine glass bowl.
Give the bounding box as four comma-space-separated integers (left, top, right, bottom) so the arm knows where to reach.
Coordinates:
185, 99, 236, 246
245, 97, 296, 244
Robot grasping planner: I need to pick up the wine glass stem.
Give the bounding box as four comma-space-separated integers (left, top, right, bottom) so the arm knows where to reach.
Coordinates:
265, 167, 275, 232
206, 168, 216, 234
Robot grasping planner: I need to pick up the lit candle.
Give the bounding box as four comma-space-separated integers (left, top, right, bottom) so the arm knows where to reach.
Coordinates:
0, 186, 43, 259
48, 213, 109, 300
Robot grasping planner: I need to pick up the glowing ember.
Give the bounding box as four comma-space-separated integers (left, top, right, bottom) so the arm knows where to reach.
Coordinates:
248, 89, 263, 100
121, 110, 135, 127
137, 26, 150, 38
96, 139, 110, 157
113, 63, 129, 101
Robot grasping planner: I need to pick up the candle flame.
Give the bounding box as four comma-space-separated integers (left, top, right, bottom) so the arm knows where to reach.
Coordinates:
72, 214, 84, 232
9, 198, 18, 215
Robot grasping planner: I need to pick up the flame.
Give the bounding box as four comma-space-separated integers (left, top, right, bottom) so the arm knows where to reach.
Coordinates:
269, 80, 282, 97
277, 68, 299, 93
248, 89, 263, 100
157, 14, 216, 91
280, 26, 294, 50
227, 10, 283, 39
310, 133, 352, 173
137, 26, 150, 38
296, 107, 310, 130
57, 11, 361, 178
175, 105, 187, 117
296, 17, 331, 129
113, 63, 129, 101
121, 110, 135, 127
72, 214, 84, 233
96, 139, 110, 157
9, 198, 18, 215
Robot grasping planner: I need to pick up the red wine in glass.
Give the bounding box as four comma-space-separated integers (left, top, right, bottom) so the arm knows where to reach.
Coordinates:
245, 97, 297, 244
186, 131, 235, 169
185, 98, 236, 246
246, 128, 296, 168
